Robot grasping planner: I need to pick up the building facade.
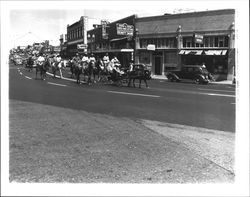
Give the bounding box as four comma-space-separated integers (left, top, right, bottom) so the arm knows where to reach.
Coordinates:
135, 9, 235, 80
87, 15, 136, 67
66, 16, 88, 57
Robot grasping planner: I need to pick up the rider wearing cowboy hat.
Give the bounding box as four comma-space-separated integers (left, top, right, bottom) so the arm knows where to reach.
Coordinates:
89, 53, 96, 63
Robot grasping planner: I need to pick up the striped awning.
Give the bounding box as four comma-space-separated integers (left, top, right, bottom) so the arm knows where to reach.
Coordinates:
179, 50, 203, 55
204, 50, 223, 55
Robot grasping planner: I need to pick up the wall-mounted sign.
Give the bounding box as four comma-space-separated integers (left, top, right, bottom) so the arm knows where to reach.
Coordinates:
147, 44, 155, 51
77, 44, 87, 49
101, 20, 109, 39
116, 23, 134, 36
53, 46, 61, 52
194, 34, 203, 44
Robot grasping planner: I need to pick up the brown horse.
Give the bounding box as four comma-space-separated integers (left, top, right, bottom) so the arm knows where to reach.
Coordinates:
127, 64, 151, 88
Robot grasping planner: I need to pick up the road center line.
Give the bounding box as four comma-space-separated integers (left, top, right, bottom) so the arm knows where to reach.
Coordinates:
198, 88, 235, 93
25, 76, 32, 79
200, 92, 235, 97
47, 82, 67, 87
107, 91, 160, 98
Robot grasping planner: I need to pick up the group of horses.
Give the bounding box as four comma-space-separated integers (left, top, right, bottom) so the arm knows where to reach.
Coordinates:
69, 59, 151, 88
25, 57, 151, 88
26, 57, 65, 81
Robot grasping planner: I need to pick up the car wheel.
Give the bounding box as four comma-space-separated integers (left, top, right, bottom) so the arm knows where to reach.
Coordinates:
194, 78, 200, 84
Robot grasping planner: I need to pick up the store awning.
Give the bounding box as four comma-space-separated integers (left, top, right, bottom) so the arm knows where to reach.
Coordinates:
179, 50, 203, 55
204, 50, 223, 55
92, 48, 134, 53
110, 37, 128, 42
221, 50, 228, 55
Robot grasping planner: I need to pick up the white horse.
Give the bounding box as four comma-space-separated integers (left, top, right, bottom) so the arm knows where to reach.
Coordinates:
51, 60, 64, 79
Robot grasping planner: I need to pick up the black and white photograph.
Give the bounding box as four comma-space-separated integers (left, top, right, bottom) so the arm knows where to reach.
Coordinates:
1, 0, 249, 196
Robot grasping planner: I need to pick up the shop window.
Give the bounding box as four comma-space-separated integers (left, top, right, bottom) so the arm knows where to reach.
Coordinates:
165, 38, 169, 48
183, 37, 192, 48
209, 37, 214, 47
224, 36, 229, 47
169, 38, 175, 48
214, 37, 219, 47
164, 52, 177, 64
219, 36, 224, 47
139, 51, 150, 64
204, 37, 209, 47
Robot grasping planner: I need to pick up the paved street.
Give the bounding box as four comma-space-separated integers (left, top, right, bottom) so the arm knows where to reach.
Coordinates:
8, 63, 235, 183
10, 64, 235, 132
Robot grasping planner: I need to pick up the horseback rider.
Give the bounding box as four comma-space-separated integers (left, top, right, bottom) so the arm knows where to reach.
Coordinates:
81, 53, 89, 63
103, 53, 110, 64
89, 53, 96, 63
27, 54, 34, 72
37, 53, 45, 66
111, 56, 123, 74
129, 61, 134, 72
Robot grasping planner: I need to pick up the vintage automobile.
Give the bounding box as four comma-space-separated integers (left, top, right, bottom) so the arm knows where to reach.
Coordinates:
165, 65, 213, 84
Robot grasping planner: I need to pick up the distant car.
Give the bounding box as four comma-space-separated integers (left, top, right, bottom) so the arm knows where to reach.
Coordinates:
165, 65, 213, 84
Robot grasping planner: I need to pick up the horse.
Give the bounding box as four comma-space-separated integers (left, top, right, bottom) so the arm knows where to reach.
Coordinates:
127, 66, 151, 88
51, 61, 63, 79
68, 60, 76, 78
93, 59, 105, 82
74, 60, 83, 84
85, 61, 95, 85
35, 59, 50, 80
26, 57, 34, 72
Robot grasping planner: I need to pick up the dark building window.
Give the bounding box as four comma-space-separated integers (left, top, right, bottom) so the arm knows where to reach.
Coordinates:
214, 37, 219, 47
209, 37, 214, 47
219, 36, 224, 47
224, 36, 229, 47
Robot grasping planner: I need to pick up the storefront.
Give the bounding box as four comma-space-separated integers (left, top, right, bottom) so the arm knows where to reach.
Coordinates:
135, 9, 235, 81
87, 15, 136, 67
179, 49, 229, 80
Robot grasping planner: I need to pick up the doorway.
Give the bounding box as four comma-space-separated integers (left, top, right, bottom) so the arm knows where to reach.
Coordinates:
155, 56, 162, 75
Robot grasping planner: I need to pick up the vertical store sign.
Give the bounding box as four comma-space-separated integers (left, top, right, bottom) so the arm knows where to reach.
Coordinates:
82, 16, 88, 45
101, 20, 108, 39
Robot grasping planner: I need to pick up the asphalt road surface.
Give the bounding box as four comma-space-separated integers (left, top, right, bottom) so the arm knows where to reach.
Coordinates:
9, 64, 235, 132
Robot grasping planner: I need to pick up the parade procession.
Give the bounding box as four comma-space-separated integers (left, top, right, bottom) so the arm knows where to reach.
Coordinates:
10, 50, 152, 88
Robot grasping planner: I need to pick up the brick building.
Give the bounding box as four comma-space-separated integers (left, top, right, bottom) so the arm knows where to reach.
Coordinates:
135, 9, 235, 80
87, 15, 136, 67
66, 16, 88, 57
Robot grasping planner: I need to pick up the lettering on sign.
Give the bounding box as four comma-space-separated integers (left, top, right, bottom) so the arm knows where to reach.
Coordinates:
116, 23, 134, 36
77, 44, 87, 49
101, 20, 109, 39
194, 34, 204, 44
147, 44, 155, 51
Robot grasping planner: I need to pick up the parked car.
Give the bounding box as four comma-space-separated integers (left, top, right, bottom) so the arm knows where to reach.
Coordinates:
165, 65, 213, 84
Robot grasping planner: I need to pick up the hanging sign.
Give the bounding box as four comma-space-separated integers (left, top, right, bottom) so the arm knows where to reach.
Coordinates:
116, 23, 134, 36
101, 20, 109, 39
147, 44, 155, 51
77, 44, 87, 49
194, 34, 204, 44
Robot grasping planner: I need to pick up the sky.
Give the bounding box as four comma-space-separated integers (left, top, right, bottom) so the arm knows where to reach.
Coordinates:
4, 0, 239, 48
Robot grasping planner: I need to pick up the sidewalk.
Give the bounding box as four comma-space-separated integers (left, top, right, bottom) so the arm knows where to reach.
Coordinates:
151, 74, 235, 86
9, 99, 234, 183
